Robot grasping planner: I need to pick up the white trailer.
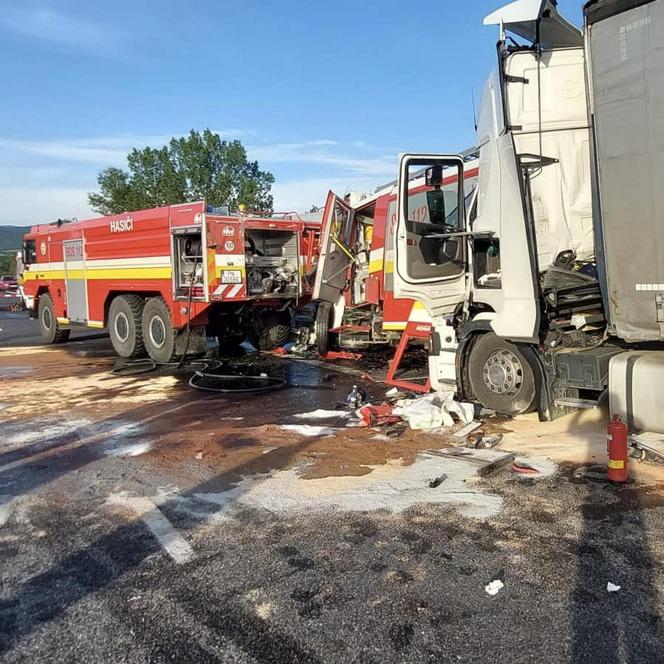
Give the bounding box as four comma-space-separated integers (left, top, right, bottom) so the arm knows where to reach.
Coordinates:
393, 0, 664, 432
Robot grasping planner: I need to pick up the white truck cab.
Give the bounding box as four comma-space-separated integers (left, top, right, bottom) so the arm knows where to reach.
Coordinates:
394, 0, 618, 418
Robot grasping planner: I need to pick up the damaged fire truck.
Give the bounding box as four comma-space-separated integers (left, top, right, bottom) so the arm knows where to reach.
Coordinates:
312, 159, 478, 392
21, 202, 319, 361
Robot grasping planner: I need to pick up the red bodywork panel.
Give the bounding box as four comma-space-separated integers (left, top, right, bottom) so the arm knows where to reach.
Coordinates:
22, 202, 320, 331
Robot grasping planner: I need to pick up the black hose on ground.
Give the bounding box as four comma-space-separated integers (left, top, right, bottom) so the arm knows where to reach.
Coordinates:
112, 358, 222, 377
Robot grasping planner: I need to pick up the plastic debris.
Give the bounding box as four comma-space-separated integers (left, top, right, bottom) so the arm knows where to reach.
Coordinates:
607, 582, 621, 593
347, 385, 367, 409
512, 461, 541, 474
357, 402, 400, 427
294, 409, 351, 420
475, 433, 503, 449
445, 400, 474, 425
393, 393, 476, 430
385, 423, 407, 438
453, 420, 483, 440
385, 387, 399, 397
429, 474, 447, 488
485, 579, 504, 596
322, 350, 362, 361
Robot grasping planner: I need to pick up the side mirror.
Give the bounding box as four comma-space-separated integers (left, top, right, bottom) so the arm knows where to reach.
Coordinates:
427, 189, 446, 225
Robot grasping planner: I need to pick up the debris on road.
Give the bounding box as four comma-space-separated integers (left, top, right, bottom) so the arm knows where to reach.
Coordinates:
357, 402, 400, 427
512, 461, 541, 474
475, 433, 503, 449
429, 474, 447, 488
322, 350, 363, 361
393, 393, 475, 430
477, 453, 517, 477
346, 385, 367, 408
485, 579, 505, 596
453, 420, 483, 440
607, 582, 621, 593
294, 409, 352, 421
280, 424, 340, 437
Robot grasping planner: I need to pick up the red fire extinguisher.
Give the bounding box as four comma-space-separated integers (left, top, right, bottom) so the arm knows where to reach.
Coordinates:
607, 414, 629, 482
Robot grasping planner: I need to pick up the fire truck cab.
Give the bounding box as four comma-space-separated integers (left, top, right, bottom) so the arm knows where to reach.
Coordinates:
22, 202, 319, 361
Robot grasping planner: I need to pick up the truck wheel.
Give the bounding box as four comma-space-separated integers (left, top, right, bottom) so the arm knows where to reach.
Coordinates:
38, 294, 70, 344
142, 297, 177, 363
108, 294, 145, 358
253, 311, 291, 350
315, 302, 334, 355
467, 333, 536, 416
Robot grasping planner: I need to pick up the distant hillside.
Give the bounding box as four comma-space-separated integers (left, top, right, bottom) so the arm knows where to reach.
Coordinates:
0, 226, 29, 251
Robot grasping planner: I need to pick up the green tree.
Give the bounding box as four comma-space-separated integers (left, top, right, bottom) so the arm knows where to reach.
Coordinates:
89, 130, 274, 215
0, 253, 16, 275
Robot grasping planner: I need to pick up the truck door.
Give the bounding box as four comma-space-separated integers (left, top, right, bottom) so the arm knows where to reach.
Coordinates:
63, 239, 88, 323
393, 154, 467, 317
312, 191, 354, 303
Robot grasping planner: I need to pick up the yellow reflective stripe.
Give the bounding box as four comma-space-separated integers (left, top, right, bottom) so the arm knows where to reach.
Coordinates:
608, 459, 625, 469
86, 267, 171, 279
383, 322, 407, 331
56, 317, 69, 324
412, 301, 427, 311
384, 260, 395, 274
369, 258, 384, 273
23, 267, 171, 280
88, 321, 105, 328
23, 271, 66, 281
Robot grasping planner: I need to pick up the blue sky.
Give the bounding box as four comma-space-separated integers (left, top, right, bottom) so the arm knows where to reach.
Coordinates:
0, 0, 583, 225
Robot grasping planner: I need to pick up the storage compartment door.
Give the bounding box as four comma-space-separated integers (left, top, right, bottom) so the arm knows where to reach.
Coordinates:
312, 191, 355, 302
63, 239, 88, 323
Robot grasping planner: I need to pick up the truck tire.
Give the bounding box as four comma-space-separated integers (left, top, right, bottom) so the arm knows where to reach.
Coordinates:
315, 301, 334, 355
142, 297, 177, 363
467, 333, 536, 416
109, 294, 145, 358
253, 311, 291, 351
38, 294, 70, 344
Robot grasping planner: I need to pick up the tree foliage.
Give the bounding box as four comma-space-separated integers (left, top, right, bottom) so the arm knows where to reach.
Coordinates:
89, 130, 274, 215
0, 253, 16, 275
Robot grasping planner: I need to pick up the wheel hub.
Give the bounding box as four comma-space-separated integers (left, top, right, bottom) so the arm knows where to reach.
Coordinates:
114, 312, 129, 343
482, 348, 524, 396
149, 316, 166, 349
42, 307, 52, 331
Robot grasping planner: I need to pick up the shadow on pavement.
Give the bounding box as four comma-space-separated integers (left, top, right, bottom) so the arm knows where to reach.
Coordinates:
0, 398, 328, 659
571, 458, 664, 660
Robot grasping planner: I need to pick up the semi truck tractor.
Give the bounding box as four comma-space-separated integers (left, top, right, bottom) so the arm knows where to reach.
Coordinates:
22, 202, 320, 361
390, 0, 664, 431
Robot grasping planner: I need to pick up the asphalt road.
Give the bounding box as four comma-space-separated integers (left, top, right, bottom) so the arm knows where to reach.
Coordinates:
1, 309, 664, 663
0, 302, 108, 348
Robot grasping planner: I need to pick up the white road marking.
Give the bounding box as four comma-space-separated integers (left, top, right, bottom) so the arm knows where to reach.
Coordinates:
110, 495, 195, 564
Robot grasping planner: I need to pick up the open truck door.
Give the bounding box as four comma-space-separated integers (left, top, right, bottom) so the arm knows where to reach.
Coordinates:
313, 191, 354, 303
393, 154, 469, 393
393, 154, 468, 317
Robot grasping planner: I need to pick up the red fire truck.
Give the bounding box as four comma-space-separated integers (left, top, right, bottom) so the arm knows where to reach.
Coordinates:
312, 158, 479, 391
21, 202, 320, 361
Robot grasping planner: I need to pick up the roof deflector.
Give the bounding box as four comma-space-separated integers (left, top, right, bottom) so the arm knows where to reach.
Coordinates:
484, 0, 583, 48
